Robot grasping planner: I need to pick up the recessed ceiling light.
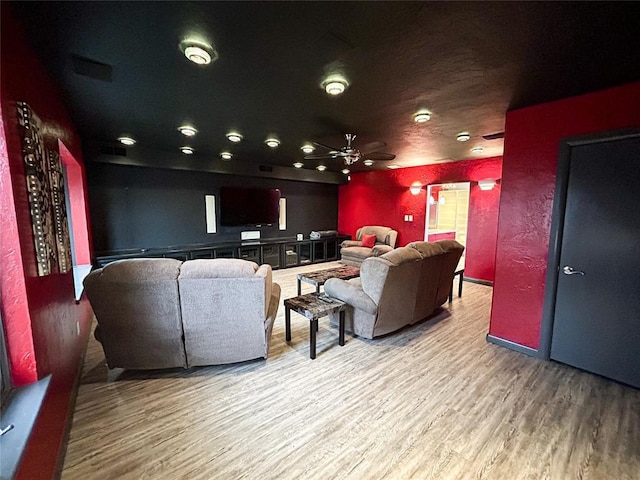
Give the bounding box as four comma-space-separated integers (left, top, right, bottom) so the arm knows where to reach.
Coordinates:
363, 159, 374, 167
301, 144, 315, 154
316, 165, 327, 171
180, 40, 217, 65
180, 146, 194, 155
341, 168, 350, 174
322, 75, 349, 96
457, 132, 471, 142
471, 146, 484, 154
117, 136, 136, 146
414, 112, 431, 123
226, 132, 243, 143
293, 162, 304, 168
220, 151, 233, 160
178, 125, 197, 137
387, 164, 401, 169
265, 137, 280, 148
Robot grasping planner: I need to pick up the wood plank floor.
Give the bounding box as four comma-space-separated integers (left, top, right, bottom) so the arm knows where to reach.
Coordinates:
62, 261, 640, 479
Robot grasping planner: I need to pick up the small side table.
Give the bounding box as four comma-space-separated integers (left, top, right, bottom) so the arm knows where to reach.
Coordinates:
284, 292, 347, 359
449, 268, 464, 302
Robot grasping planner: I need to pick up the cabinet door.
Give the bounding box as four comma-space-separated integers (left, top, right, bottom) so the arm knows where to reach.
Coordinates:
299, 242, 312, 264
214, 248, 236, 259
313, 241, 326, 263
239, 246, 260, 263
190, 249, 215, 259
283, 243, 299, 267
326, 240, 338, 261
261, 245, 281, 269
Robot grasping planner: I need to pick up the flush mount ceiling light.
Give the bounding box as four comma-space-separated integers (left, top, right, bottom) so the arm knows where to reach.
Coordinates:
117, 136, 136, 146
180, 39, 217, 65
457, 132, 471, 142
414, 112, 431, 123
341, 168, 350, 174
301, 144, 315, 154
322, 75, 349, 96
363, 159, 374, 167
226, 132, 243, 143
293, 162, 304, 168
316, 165, 327, 172
471, 146, 484, 154
178, 125, 197, 137
387, 164, 401, 169
180, 146, 194, 155
265, 137, 280, 148
220, 151, 233, 160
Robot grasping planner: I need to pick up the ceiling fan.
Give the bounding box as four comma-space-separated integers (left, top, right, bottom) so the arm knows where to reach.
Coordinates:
304, 134, 396, 165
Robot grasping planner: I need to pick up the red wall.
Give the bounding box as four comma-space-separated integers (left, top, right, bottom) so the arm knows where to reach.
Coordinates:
1, 5, 94, 479
337, 156, 502, 282
489, 81, 640, 350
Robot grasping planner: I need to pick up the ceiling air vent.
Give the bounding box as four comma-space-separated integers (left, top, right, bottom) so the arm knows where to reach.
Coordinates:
482, 131, 505, 141
99, 146, 127, 157
259, 165, 273, 172
72, 54, 113, 82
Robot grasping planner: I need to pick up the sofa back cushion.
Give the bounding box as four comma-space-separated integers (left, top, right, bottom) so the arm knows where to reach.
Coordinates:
83, 258, 187, 369
406, 241, 446, 321
178, 259, 270, 365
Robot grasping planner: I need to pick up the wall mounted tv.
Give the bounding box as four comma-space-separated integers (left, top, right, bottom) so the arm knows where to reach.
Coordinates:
219, 187, 281, 227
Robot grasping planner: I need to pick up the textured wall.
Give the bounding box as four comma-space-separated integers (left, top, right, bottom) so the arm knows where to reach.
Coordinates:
337, 157, 502, 282
1, 5, 94, 479
490, 81, 640, 350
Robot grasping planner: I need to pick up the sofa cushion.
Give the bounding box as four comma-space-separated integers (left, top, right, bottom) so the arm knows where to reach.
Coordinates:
361, 233, 377, 248
379, 246, 422, 265
179, 258, 258, 279
406, 241, 445, 258
358, 226, 395, 246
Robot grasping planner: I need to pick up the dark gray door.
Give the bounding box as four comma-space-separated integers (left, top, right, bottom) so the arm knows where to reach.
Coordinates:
550, 135, 640, 388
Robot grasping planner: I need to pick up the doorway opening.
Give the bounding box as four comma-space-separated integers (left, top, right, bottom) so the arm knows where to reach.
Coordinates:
424, 182, 469, 264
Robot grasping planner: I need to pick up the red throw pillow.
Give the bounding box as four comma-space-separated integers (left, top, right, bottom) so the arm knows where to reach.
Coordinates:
360, 233, 377, 248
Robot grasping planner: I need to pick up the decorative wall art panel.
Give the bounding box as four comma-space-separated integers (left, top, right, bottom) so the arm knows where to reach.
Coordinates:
17, 102, 71, 276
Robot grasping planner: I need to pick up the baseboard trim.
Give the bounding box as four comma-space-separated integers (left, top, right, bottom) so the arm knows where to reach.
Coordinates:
486, 334, 539, 358
463, 277, 493, 286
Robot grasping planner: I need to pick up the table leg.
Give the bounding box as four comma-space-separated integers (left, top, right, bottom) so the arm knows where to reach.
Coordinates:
458, 270, 464, 297
339, 310, 345, 346
285, 307, 291, 342
297, 279, 301, 296
316, 284, 320, 293
310, 319, 317, 359
449, 285, 453, 303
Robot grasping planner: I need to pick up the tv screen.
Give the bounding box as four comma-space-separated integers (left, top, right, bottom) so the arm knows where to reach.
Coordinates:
219, 187, 281, 227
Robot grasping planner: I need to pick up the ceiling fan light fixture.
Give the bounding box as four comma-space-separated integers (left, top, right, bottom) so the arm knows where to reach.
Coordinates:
220, 151, 232, 160
301, 144, 315, 154
316, 165, 327, 172
293, 162, 304, 168
180, 39, 217, 65
180, 146, 194, 155
265, 137, 280, 148
363, 159, 374, 167
178, 125, 197, 137
414, 112, 431, 123
117, 136, 136, 146
322, 75, 349, 96
226, 132, 243, 143
457, 132, 471, 142
341, 168, 350, 174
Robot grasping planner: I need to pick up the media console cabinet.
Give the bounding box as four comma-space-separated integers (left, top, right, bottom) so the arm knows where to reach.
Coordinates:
93, 235, 351, 270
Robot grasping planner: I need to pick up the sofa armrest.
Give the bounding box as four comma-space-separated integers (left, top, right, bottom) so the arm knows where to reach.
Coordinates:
341, 240, 361, 248
372, 245, 393, 256
324, 278, 377, 314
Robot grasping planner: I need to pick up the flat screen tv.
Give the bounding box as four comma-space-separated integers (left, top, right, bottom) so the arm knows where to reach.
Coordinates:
219, 187, 281, 227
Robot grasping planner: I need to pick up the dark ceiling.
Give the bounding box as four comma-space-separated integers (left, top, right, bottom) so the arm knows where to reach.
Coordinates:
11, 1, 640, 174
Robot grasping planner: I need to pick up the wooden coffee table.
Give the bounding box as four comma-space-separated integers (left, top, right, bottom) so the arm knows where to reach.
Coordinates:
296, 265, 360, 295
284, 292, 347, 359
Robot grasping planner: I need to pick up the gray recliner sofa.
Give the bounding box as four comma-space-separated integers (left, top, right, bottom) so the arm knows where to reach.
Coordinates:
325, 240, 464, 339
84, 258, 281, 369
340, 225, 398, 267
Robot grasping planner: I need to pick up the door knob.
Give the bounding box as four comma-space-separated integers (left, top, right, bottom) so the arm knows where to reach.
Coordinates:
562, 265, 585, 276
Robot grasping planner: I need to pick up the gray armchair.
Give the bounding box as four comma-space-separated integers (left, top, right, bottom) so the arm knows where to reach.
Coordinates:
340, 225, 398, 266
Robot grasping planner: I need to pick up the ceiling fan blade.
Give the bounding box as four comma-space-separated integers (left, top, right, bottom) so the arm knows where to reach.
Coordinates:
304, 153, 339, 160
363, 152, 396, 161
360, 140, 386, 152
312, 140, 340, 151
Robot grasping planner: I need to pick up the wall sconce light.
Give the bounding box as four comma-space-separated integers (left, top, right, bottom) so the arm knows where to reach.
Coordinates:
409, 182, 422, 195
478, 179, 498, 190
429, 195, 446, 205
